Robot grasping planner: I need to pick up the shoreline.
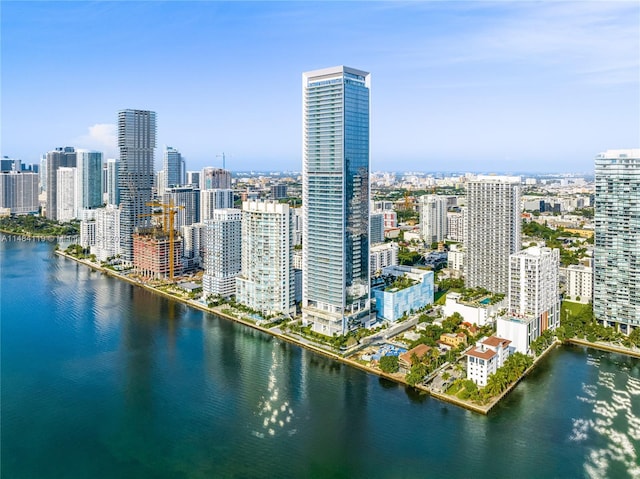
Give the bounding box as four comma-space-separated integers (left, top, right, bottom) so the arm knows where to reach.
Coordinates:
55, 250, 639, 415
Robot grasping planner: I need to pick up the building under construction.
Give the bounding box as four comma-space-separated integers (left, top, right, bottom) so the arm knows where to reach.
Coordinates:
133, 227, 183, 279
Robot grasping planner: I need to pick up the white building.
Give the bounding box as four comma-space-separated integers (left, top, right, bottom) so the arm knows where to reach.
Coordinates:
465, 336, 512, 387
465, 176, 521, 294
236, 201, 295, 316
163, 186, 199, 229
203, 209, 242, 299
90, 205, 121, 262
561, 264, 593, 304
56, 167, 77, 222
370, 242, 399, 277
79, 209, 97, 248
446, 210, 465, 242
0, 171, 39, 214
447, 244, 465, 272
497, 246, 560, 354
419, 195, 448, 244
443, 291, 507, 326
182, 222, 206, 268
200, 189, 234, 222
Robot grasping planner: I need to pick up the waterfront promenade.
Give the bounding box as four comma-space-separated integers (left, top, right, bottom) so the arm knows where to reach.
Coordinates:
55, 250, 639, 415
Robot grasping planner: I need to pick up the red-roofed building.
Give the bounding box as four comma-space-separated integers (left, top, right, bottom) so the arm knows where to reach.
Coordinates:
465, 335, 512, 386
399, 344, 432, 373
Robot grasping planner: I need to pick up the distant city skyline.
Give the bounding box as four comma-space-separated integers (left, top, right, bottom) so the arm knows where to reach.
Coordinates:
2, 2, 639, 172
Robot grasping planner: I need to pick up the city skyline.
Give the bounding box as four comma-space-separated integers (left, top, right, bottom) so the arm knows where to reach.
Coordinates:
2, 2, 638, 173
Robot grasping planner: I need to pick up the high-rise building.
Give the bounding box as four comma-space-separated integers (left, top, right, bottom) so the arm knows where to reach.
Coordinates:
45, 147, 76, 220
75, 150, 103, 214
270, 184, 288, 200
302, 66, 371, 336
419, 195, 448, 244
0, 171, 39, 214
200, 167, 231, 190
446, 209, 465, 242
594, 149, 640, 334
203, 209, 242, 299
498, 246, 560, 354
118, 109, 156, 262
561, 264, 593, 304
164, 146, 185, 188
163, 185, 200, 229
186, 171, 200, 188
236, 201, 295, 316
465, 176, 521, 294
91, 205, 121, 262
56, 167, 77, 222
370, 212, 384, 245
105, 159, 120, 205
200, 188, 234, 222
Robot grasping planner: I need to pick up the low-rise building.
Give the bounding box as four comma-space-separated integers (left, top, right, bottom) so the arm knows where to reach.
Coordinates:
561, 264, 593, 303
373, 266, 434, 321
399, 344, 432, 373
442, 292, 506, 326
439, 332, 467, 349
465, 336, 512, 387
133, 230, 183, 279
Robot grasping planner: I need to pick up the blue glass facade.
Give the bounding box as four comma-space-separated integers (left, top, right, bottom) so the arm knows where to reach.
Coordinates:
373, 270, 434, 322
302, 66, 370, 336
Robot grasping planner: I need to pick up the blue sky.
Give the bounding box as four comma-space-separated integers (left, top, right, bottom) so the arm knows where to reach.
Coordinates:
2, 1, 639, 173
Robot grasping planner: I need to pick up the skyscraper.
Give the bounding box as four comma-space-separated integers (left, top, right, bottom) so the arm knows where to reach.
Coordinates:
164, 146, 185, 188
105, 159, 120, 206
302, 66, 370, 336
203, 209, 242, 299
75, 150, 103, 214
200, 167, 231, 190
45, 147, 76, 220
419, 195, 448, 245
235, 201, 295, 316
594, 149, 640, 334
118, 109, 156, 262
465, 176, 521, 294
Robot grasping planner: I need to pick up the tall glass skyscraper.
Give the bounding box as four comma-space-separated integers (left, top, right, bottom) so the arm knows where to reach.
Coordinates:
164, 146, 185, 188
118, 109, 156, 262
594, 149, 640, 334
75, 149, 103, 213
302, 66, 370, 336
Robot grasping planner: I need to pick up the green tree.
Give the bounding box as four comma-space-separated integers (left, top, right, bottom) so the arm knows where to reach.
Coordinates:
379, 355, 399, 373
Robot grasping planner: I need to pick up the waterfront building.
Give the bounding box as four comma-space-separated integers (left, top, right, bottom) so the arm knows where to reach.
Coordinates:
370, 212, 384, 245
465, 336, 512, 387
0, 171, 39, 215
163, 185, 199, 229
75, 150, 103, 215
594, 149, 640, 334
373, 265, 434, 322
443, 291, 507, 326
91, 205, 121, 262
419, 195, 448, 244
561, 264, 593, 304
236, 201, 295, 316
465, 176, 521, 294
105, 159, 120, 205
302, 65, 371, 336
497, 246, 560, 354
79, 209, 97, 249
398, 344, 432, 374
56, 167, 77, 222
446, 209, 465, 242
133, 230, 182, 279
200, 167, 231, 190
203, 209, 242, 299
164, 146, 185, 189
45, 147, 76, 220
370, 242, 399, 277
118, 109, 156, 262
200, 189, 234, 222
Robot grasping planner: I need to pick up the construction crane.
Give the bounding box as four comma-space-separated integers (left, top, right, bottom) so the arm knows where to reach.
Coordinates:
139, 199, 184, 280
216, 152, 230, 170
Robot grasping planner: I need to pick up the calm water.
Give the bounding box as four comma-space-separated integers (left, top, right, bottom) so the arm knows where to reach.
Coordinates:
2, 237, 639, 479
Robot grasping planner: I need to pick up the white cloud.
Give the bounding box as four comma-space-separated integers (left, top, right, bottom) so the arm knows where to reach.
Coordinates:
73, 123, 117, 158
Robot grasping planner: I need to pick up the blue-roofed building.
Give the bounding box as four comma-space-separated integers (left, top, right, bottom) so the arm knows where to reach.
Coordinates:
373, 266, 434, 321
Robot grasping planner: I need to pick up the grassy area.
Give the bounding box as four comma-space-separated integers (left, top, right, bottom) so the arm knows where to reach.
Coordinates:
562, 300, 585, 317
434, 290, 447, 305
